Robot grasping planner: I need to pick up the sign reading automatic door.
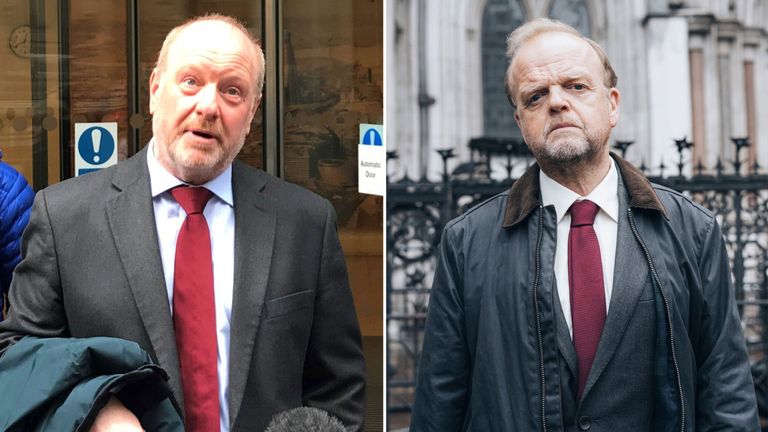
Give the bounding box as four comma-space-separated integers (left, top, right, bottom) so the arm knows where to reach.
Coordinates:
358, 123, 384, 196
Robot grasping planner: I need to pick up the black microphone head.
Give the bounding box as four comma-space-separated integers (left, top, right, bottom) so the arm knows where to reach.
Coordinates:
264, 407, 346, 432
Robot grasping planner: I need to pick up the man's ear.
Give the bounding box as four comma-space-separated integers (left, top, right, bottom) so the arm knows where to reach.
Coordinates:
608, 87, 620, 127
148, 68, 160, 115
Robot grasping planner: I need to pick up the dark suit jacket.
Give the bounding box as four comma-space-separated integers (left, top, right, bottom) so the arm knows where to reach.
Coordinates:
0, 147, 366, 431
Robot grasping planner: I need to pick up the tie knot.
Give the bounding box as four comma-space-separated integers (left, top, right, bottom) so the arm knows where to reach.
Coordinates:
569, 200, 599, 227
171, 186, 213, 215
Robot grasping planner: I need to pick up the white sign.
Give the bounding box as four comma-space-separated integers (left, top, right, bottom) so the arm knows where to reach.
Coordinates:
75, 122, 118, 176
358, 123, 384, 196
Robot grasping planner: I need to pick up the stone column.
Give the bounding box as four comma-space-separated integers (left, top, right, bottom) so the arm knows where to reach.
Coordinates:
645, 16, 693, 174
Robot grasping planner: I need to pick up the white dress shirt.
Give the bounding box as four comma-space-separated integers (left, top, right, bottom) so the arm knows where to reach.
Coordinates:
539, 160, 619, 338
147, 139, 234, 431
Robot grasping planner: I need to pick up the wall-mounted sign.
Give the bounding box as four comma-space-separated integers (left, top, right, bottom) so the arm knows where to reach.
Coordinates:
75, 122, 118, 176
358, 123, 384, 196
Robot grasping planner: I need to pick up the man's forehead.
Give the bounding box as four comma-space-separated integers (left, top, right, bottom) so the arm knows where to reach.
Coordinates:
515, 32, 596, 68
512, 32, 601, 86
159, 22, 261, 84
167, 20, 255, 60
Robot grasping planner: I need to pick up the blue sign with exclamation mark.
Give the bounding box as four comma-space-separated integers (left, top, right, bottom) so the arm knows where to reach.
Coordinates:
75, 122, 118, 176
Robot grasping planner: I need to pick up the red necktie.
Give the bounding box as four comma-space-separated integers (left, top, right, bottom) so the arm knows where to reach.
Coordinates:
171, 186, 220, 432
568, 200, 606, 399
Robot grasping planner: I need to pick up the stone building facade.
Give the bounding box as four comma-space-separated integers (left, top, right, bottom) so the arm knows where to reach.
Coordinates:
387, 0, 768, 180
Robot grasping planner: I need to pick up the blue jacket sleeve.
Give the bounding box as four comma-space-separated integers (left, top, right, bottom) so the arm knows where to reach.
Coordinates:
0, 161, 34, 300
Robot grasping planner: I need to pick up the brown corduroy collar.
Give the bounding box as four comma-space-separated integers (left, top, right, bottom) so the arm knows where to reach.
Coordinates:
501, 152, 668, 228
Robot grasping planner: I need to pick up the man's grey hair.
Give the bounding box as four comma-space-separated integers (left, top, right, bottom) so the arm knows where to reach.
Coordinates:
504, 18, 617, 110
155, 13, 266, 97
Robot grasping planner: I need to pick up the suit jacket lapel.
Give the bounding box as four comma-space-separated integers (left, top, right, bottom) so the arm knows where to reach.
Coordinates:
105, 147, 183, 407
553, 281, 577, 379
228, 162, 276, 427
581, 176, 649, 400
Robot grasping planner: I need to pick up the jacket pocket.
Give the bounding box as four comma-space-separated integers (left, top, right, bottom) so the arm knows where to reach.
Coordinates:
265, 290, 314, 320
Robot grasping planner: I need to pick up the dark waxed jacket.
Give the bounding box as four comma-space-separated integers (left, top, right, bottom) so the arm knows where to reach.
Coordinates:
0, 336, 183, 431
411, 154, 758, 431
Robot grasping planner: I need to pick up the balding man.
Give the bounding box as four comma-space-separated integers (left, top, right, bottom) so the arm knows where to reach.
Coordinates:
0, 14, 364, 432
411, 18, 757, 431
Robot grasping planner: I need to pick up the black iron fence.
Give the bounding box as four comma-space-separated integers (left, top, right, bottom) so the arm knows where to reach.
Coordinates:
387, 137, 768, 421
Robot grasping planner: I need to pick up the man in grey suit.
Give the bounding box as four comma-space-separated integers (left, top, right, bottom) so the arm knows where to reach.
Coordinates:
411, 18, 758, 431
0, 14, 364, 432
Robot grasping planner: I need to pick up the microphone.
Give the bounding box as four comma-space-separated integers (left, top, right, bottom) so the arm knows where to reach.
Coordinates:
264, 407, 346, 432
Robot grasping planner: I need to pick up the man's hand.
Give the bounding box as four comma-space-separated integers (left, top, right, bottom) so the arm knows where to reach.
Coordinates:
89, 396, 144, 432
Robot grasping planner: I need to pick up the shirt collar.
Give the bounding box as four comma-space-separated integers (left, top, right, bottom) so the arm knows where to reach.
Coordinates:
146, 138, 234, 206
539, 158, 619, 224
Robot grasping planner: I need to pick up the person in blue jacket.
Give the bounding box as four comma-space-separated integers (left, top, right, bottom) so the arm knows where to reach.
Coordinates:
0, 148, 34, 318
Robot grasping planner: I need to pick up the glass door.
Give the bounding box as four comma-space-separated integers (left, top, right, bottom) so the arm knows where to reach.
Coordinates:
0, 1, 382, 428
0, 0, 62, 189
281, 2, 384, 426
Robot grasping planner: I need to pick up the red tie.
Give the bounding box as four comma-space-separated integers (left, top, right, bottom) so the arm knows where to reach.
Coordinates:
568, 200, 606, 399
171, 186, 220, 432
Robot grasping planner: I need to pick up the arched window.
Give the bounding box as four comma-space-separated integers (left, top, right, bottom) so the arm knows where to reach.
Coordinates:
549, 0, 591, 36
481, 0, 526, 139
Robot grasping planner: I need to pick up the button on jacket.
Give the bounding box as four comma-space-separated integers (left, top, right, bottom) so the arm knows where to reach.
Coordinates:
411, 153, 758, 431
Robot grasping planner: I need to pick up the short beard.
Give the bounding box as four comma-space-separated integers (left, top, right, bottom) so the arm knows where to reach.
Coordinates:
152, 117, 248, 184
525, 125, 610, 169
541, 137, 598, 164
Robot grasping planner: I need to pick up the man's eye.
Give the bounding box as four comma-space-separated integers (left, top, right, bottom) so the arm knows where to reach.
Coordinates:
528, 93, 543, 105
182, 78, 198, 87
572, 83, 585, 90
224, 87, 242, 97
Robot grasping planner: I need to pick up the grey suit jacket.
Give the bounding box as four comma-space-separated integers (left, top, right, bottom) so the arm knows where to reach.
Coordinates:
552, 175, 656, 431
0, 147, 366, 431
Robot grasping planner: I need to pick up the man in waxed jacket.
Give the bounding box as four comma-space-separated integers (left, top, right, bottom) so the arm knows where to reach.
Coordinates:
411, 18, 758, 431
0, 149, 34, 318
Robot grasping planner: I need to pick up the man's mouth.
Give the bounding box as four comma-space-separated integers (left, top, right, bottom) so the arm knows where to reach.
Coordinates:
550, 123, 577, 132
188, 129, 217, 140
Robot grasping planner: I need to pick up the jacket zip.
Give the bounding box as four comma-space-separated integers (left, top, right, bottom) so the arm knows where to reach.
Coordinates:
627, 208, 685, 432
533, 206, 547, 432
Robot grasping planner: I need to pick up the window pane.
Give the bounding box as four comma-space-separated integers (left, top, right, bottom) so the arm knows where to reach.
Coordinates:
482, 0, 525, 139
69, 0, 129, 167
282, 5, 383, 428
282, 0, 384, 334
282, 0, 384, 196
1, 0, 62, 188
549, 0, 591, 36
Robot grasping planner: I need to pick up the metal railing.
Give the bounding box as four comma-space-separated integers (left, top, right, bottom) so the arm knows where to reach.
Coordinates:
386, 137, 768, 420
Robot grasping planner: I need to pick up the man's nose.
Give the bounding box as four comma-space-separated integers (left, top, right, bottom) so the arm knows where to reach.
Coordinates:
548, 86, 570, 113
195, 84, 220, 119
